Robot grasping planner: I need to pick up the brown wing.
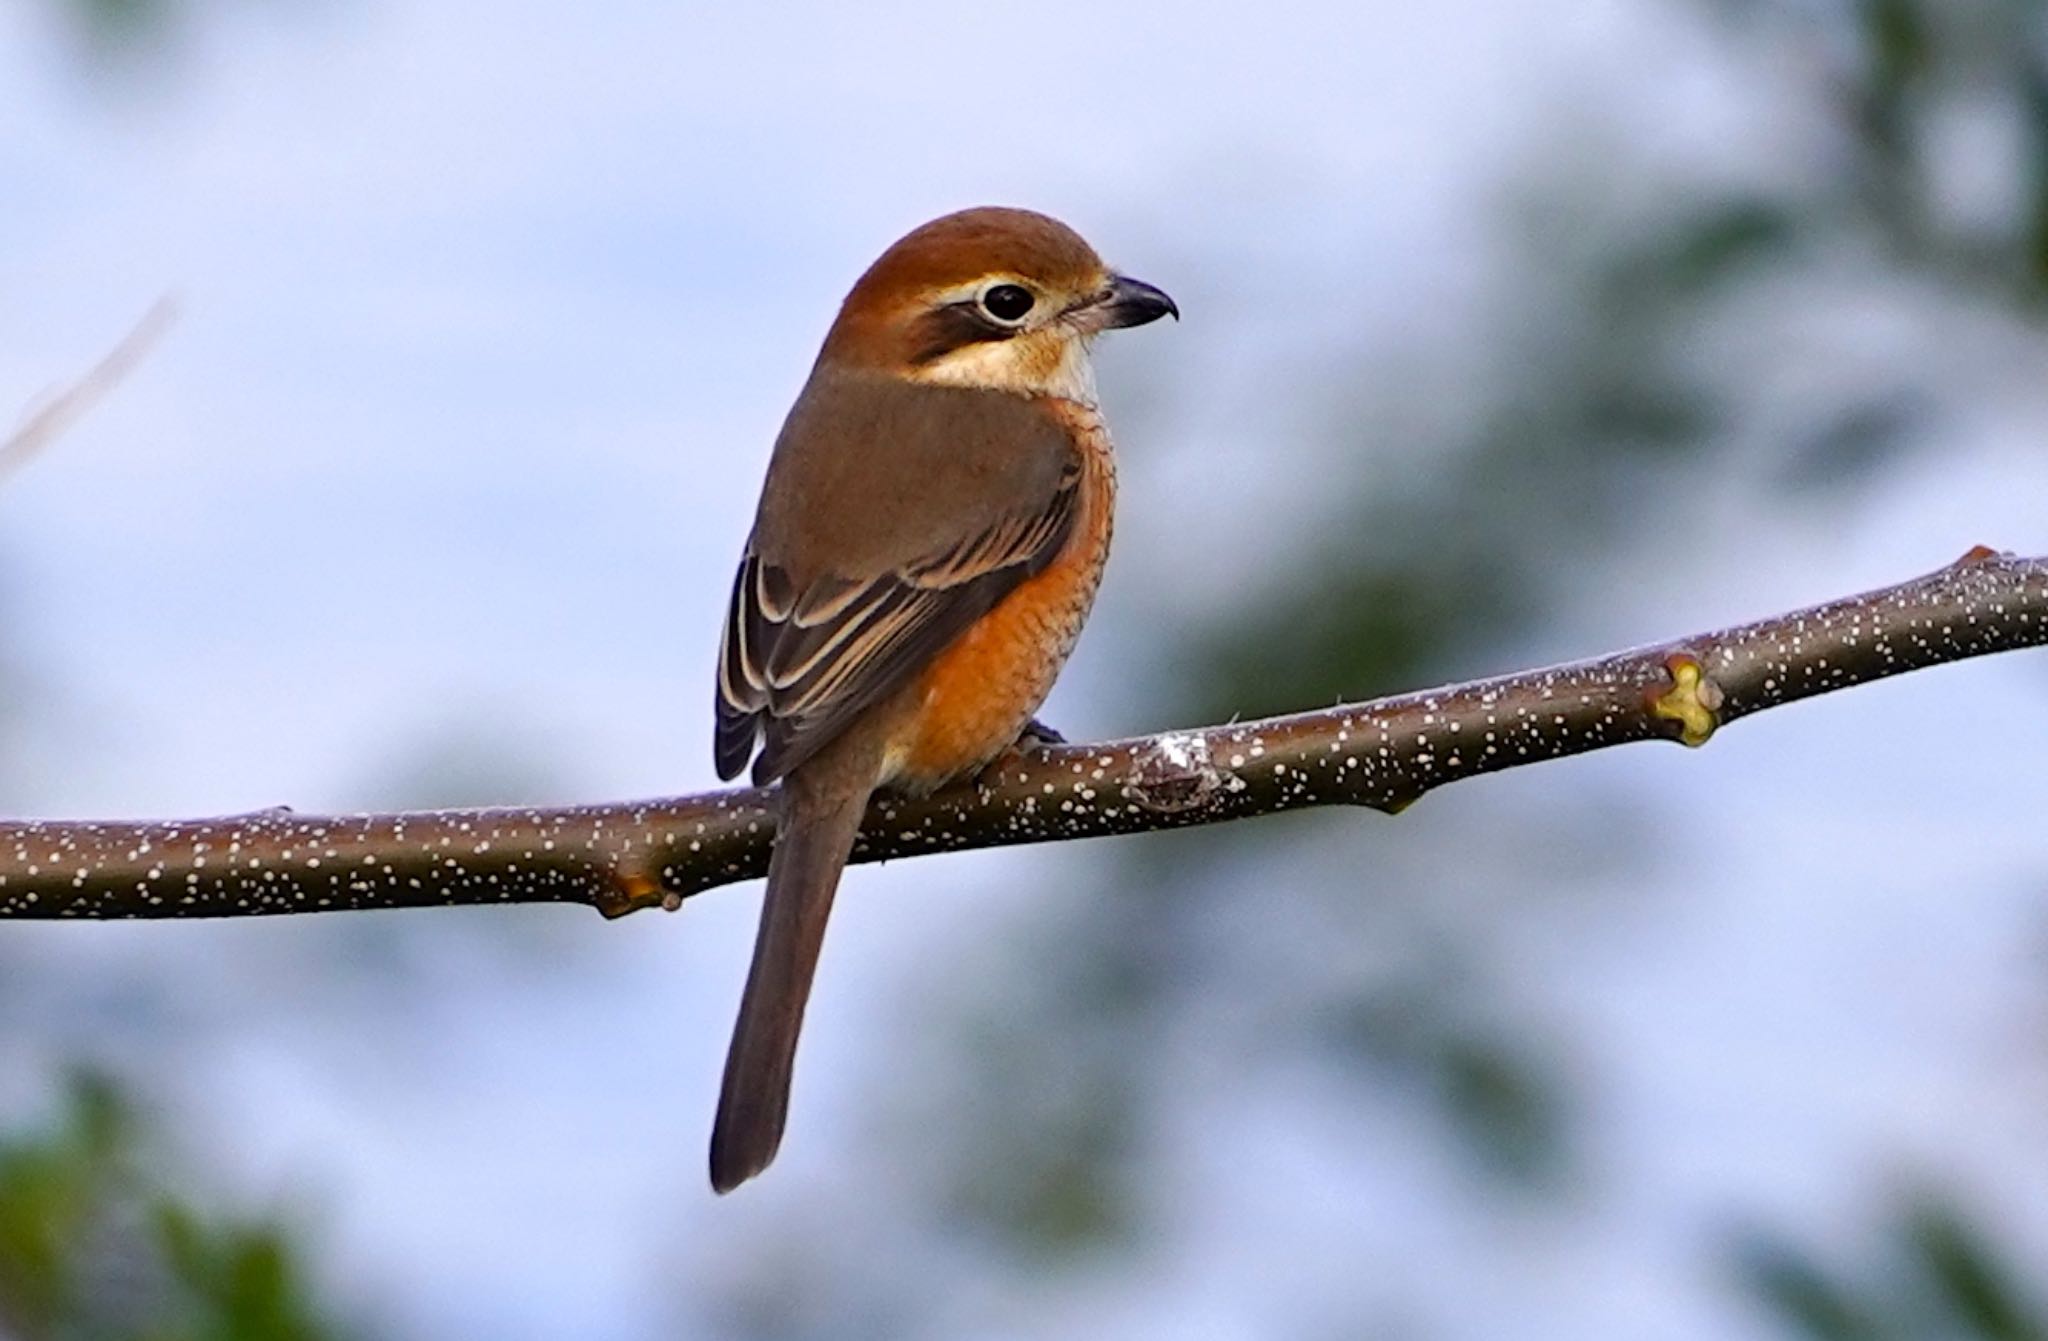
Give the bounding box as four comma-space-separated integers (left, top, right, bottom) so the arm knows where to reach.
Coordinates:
714, 371, 1085, 786
715, 470, 1078, 784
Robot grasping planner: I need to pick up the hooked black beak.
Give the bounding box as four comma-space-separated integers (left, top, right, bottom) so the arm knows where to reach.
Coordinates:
1090, 274, 1179, 330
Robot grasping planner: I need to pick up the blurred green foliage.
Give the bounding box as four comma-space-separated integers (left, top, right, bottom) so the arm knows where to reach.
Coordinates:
45, 0, 176, 52
1719, 0, 2048, 305
1326, 973, 1568, 1188
1735, 1194, 2047, 1341
1181, 195, 1793, 725
0, 1072, 350, 1341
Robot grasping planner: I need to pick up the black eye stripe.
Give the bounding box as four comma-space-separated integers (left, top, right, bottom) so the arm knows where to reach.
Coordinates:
903, 285, 1046, 364
908, 305, 1014, 363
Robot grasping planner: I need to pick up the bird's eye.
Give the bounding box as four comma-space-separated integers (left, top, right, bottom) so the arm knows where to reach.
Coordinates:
979, 284, 1036, 324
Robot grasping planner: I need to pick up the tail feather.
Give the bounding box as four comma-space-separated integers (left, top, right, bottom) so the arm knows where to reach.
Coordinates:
709, 774, 872, 1193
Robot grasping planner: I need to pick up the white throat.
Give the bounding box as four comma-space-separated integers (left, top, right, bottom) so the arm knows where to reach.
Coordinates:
914, 333, 1101, 406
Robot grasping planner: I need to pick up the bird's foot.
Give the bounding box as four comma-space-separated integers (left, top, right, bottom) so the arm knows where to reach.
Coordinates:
1016, 717, 1066, 748
973, 718, 1068, 788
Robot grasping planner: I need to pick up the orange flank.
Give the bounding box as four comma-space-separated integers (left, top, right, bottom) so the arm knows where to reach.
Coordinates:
895, 430, 1116, 786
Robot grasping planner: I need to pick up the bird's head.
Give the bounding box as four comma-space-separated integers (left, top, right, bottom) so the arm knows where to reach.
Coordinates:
816, 206, 1176, 403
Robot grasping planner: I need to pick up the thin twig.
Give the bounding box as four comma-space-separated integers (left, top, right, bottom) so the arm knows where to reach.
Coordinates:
1, 298, 177, 482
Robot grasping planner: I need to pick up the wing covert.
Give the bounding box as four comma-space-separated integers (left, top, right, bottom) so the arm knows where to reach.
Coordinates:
714, 466, 1079, 785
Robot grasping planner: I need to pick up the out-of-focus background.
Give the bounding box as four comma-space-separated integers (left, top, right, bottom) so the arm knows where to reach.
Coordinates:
4, 1, 2048, 1336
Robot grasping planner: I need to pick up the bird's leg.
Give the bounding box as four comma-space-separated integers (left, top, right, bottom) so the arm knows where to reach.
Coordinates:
1016, 716, 1066, 747
974, 718, 1067, 787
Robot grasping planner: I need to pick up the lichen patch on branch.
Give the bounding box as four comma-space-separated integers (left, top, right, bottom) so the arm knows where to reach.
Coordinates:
1123, 731, 1227, 813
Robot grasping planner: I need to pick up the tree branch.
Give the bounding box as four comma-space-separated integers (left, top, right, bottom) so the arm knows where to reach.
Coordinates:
2, 548, 2041, 923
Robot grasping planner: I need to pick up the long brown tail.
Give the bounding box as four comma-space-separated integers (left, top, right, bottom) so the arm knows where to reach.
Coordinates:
710, 768, 872, 1193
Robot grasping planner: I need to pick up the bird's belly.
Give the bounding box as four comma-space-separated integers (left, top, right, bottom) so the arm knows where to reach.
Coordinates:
886, 428, 1114, 790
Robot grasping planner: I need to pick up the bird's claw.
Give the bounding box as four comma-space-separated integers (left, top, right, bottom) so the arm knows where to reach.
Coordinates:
973, 718, 1068, 787
1017, 717, 1066, 747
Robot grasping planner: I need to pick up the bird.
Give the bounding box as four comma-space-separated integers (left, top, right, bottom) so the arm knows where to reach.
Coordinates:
709, 206, 1176, 1192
